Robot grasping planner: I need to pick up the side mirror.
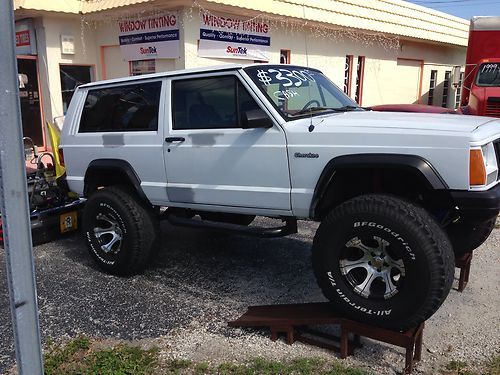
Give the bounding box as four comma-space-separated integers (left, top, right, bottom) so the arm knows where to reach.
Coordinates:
242, 109, 273, 129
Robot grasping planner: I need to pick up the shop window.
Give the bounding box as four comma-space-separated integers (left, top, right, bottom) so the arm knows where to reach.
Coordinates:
455, 72, 464, 109
442, 70, 451, 108
79, 81, 161, 133
172, 76, 260, 130
60, 65, 93, 114
344, 55, 354, 96
130, 60, 156, 76
280, 49, 291, 64
428, 70, 438, 105
354, 56, 365, 105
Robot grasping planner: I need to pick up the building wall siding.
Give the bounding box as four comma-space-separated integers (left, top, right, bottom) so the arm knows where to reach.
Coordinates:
18, 4, 467, 129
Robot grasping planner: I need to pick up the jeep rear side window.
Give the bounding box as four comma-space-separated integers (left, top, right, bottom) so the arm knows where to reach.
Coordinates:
79, 81, 161, 133
172, 76, 260, 130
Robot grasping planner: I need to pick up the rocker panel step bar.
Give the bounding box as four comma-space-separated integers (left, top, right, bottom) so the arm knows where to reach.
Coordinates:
166, 215, 298, 238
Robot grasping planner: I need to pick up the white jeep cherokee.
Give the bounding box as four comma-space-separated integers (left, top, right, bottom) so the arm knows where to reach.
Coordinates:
61, 64, 500, 330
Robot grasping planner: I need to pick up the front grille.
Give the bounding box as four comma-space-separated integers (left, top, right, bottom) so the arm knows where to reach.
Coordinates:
485, 97, 500, 117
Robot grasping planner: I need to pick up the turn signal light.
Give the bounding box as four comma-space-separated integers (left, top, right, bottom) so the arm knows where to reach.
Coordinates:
469, 149, 486, 186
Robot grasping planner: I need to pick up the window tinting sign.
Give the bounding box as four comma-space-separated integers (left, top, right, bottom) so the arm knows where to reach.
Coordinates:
198, 11, 270, 62
118, 13, 180, 61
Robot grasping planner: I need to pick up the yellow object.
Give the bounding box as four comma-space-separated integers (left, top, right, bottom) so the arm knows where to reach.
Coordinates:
46, 121, 66, 179
60, 211, 78, 233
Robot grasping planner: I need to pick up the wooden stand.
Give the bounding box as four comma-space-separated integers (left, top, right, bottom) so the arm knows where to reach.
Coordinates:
229, 302, 424, 374
455, 252, 473, 292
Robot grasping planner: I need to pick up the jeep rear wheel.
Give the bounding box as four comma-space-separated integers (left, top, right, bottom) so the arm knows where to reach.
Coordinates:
312, 194, 454, 330
83, 186, 159, 276
447, 216, 497, 255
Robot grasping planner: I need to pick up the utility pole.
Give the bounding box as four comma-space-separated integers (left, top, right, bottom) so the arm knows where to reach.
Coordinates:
0, 0, 44, 374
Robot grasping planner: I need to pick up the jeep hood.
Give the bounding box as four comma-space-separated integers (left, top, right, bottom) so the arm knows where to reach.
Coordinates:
310, 111, 499, 134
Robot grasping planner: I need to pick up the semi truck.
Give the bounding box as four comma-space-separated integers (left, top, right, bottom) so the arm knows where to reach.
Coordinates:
460, 16, 500, 117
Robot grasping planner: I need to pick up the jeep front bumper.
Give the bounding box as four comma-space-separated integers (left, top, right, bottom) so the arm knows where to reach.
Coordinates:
450, 183, 500, 221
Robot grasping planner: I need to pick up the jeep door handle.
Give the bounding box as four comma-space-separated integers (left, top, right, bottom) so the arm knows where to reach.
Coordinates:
165, 137, 185, 143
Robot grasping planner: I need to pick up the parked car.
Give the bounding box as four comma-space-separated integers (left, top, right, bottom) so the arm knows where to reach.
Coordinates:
60, 64, 500, 330
369, 104, 457, 114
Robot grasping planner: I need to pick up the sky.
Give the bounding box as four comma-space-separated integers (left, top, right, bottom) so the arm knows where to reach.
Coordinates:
406, 0, 500, 20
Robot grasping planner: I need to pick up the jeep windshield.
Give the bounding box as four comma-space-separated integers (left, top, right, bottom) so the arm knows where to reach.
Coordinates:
476, 63, 500, 87
244, 65, 362, 119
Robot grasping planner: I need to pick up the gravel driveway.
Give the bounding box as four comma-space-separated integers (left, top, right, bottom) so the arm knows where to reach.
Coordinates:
0, 217, 498, 374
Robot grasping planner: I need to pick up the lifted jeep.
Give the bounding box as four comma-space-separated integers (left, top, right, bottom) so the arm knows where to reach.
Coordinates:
61, 64, 500, 330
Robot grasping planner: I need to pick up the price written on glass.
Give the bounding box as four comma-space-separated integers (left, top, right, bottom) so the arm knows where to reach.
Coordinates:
273, 89, 299, 101
481, 63, 500, 73
256, 68, 316, 87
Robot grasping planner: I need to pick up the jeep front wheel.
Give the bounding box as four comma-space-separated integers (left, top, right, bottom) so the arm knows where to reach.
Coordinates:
82, 186, 159, 276
312, 194, 454, 330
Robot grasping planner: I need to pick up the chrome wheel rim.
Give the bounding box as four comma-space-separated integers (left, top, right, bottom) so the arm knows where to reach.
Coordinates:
340, 236, 406, 300
93, 213, 123, 254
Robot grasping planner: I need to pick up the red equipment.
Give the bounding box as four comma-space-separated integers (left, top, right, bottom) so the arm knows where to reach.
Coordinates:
369, 104, 457, 114
461, 16, 500, 117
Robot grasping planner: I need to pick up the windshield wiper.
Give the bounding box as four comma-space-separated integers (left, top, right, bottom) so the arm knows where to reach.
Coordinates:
334, 105, 362, 111
293, 105, 362, 117
293, 106, 340, 116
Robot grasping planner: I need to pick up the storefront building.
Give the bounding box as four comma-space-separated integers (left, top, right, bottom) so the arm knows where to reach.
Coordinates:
13, 0, 470, 149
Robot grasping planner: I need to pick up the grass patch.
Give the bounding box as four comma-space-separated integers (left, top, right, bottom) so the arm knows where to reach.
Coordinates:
44, 337, 158, 375
168, 357, 370, 374
44, 338, 369, 375
442, 356, 500, 375
44, 336, 499, 375
484, 356, 500, 375
44, 336, 91, 375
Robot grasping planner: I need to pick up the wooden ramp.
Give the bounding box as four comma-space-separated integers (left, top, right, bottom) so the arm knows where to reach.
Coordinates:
229, 302, 424, 374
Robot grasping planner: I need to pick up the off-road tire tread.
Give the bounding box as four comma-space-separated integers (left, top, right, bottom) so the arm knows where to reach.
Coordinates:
312, 194, 454, 330
83, 185, 159, 276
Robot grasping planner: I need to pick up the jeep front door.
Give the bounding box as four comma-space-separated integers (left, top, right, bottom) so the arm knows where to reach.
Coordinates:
164, 73, 291, 212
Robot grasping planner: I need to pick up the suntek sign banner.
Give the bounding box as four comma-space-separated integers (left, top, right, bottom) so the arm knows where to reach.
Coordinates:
198, 12, 270, 61
118, 13, 179, 61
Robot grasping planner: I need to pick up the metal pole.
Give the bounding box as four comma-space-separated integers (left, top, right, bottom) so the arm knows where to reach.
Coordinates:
0, 1, 44, 374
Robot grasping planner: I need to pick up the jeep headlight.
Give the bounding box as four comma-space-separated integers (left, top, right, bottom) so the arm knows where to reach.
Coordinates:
470, 142, 498, 188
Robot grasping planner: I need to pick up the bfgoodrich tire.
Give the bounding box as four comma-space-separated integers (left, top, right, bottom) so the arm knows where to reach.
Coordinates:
312, 194, 454, 331
447, 216, 497, 256
82, 186, 159, 276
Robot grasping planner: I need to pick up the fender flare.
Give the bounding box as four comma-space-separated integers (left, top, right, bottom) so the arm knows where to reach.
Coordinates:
310, 154, 449, 218
84, 159, 149, 203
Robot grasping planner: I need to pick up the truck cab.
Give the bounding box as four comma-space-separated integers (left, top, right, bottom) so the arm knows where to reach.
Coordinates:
460, 17, 500, 117
462, 59, 500, 117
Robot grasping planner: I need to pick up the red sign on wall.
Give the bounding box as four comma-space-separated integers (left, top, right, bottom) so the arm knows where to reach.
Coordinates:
16, 30, 30, 47
15, 19, 36, 55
